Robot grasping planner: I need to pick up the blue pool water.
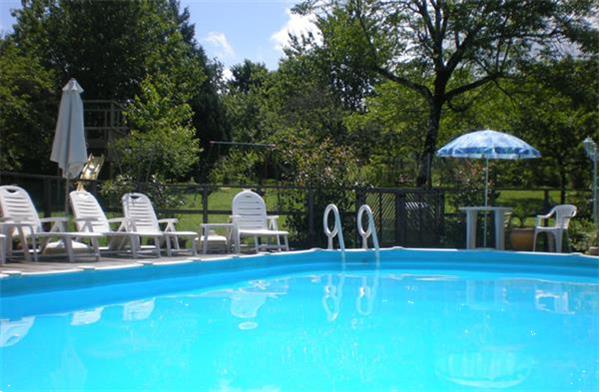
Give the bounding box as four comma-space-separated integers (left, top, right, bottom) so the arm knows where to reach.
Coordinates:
0, 250, 598, 390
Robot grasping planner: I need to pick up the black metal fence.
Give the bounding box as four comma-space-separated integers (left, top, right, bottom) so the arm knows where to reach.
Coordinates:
0, 171, 592, 250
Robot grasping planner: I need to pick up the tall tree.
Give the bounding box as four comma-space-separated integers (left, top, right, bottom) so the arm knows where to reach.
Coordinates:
296, 0, 598, 186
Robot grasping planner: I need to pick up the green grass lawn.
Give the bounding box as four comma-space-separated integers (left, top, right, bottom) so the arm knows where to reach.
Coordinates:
40, 187, 590, 247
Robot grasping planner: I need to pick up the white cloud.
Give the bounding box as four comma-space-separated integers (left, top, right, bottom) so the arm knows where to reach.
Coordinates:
203, 32, 235, 60
271, 9, 321, 52
222, 68, 234, 82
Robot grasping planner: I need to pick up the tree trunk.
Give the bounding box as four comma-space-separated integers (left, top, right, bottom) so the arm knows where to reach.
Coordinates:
416, 98, 443, 188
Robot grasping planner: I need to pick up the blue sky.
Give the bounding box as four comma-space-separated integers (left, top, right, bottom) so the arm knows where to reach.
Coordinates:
0, 0, 319, 71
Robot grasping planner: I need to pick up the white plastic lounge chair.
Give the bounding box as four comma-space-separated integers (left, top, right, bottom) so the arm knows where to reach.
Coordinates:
231, 189, 289, 253
533, 204, 577, 253
0, 185, 102, 262
70, 190, 160, 258
122, 193, 197, 256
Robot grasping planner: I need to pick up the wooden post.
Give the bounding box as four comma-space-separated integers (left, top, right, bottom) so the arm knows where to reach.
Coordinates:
202, 186, 208, 224
43, 178, 52, 218
395, 192, 407, 246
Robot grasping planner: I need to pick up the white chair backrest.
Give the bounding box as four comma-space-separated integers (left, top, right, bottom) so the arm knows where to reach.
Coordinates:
70, 191, 110, 233
550, 204, 577, 229
0, 185, 42, 234
122, 193, 160, 233
232, 190, 268, 230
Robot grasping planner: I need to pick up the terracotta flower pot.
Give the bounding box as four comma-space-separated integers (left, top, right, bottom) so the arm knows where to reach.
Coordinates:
510, 228, 535, 251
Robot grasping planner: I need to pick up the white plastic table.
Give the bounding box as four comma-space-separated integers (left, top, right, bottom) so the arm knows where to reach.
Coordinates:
199, 223, 235, 254
459, 207, 512, 250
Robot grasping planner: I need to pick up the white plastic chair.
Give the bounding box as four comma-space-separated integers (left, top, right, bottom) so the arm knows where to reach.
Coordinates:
122, 193, 197, 256
533, 204, 577, 253
231, 189, 289, 253
0, 185, 102, 262
70, 190, 158, 258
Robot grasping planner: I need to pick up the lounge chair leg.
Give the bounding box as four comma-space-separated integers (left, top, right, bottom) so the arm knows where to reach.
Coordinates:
92, 237, 100, 261
254, 236, 259, 253
165, 235, 172, 257
31, 234, 38, 262
532, 231, 538, 251
235, 232, 241, 254
154, 237, 162, 257
284, 235, 289, 251
131, 236, 140, 259
64, 238, 75, 262
191, 237, 197, 256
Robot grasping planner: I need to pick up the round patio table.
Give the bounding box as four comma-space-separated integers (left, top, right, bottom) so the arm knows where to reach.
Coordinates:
459, 207, 512, 250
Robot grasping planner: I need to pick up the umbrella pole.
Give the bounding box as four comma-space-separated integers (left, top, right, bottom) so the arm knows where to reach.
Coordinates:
483, 158, 489, 247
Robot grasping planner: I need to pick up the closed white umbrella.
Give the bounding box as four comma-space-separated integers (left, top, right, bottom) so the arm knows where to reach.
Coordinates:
50, 79, 87, 213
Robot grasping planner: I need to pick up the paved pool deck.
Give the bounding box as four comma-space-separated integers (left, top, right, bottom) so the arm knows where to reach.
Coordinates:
0, 253, 238, 277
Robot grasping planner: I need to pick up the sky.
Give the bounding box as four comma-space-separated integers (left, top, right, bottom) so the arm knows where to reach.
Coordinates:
0, 0, 318, 71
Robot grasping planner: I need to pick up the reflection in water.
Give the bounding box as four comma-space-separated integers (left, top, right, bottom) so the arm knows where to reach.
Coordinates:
435, 349, 534, 389
465, 280, 508, 310
123, 299, 155, 321
322, 273, 345, 321
323, 252, 381, 320
356, 253, 381, 316
535, 284, 572, 314
201, 279, 288, 327
0, 317, 35, 347
71, 307, 104, 326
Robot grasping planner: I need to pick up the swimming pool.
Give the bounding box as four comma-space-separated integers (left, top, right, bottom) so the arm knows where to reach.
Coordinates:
1, 249, 597, 390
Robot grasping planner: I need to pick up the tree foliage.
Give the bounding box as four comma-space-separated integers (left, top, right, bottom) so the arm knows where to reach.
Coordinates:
0, 39, 56, 172
295, 0, 598, 186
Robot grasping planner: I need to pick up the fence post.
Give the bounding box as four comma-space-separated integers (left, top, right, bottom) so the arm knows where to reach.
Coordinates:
43, 178, 52, 218
395, 192, 406, 246
355, 189, 366, 245
202, 186, 208, 224
308, 189, 315, 247
437, 190, 445, 246
543, 189, 550, 212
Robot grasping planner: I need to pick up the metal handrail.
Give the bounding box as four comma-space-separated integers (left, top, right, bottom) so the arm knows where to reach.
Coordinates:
323, 204, 345, 251
357, 204, 380, 251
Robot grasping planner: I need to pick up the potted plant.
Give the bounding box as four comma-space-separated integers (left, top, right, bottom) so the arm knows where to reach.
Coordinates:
509, 206, 535, 251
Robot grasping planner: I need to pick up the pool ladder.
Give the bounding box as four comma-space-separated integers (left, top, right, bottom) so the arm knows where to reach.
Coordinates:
323, 204, 380, 252
357, 204, 380, 252
323, 204, 345, 251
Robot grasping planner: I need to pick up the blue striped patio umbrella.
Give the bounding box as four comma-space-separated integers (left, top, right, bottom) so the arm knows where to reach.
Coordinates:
437, 129, 541, 245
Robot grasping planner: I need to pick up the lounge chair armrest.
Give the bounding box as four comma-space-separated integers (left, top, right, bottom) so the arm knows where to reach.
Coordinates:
158, 218, 178, 232
39, 217, 67, 232
3, 221, 37, 237
74, 217, 99, 222
107, 217, 126, 223
158, 218, 179, 224
74, 217, 101, 232
229, 215, 241, 223
39, 217, 68, 223
267, 215, 280, 230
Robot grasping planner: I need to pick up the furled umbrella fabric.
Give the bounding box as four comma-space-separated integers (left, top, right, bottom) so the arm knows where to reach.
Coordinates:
50, 79, 87, 180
